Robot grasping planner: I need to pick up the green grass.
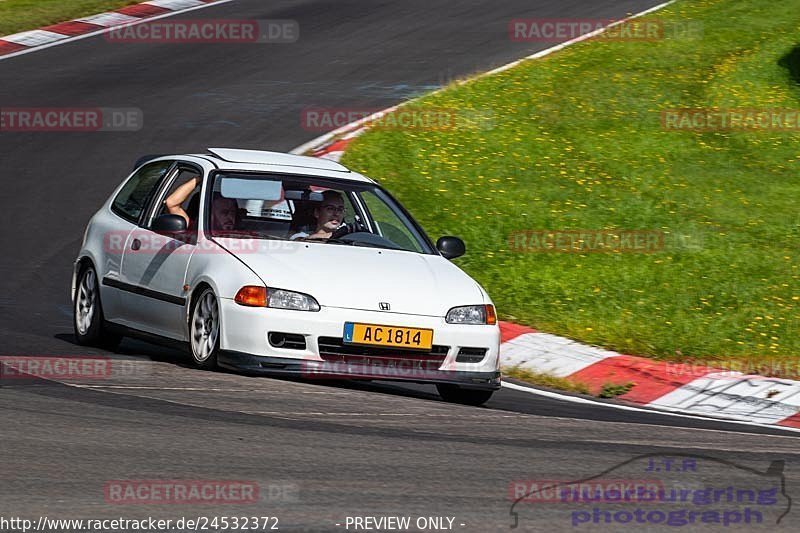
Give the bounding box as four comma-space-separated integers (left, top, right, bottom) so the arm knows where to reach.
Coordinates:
342, 0, 800, 365
598, 382, 636, 399
0, 0, 143, 35
502, 367, 591, 395
502, 367, 638, 398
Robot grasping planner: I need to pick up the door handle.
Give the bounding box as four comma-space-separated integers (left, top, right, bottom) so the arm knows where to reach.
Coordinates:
131, 238, 141, 251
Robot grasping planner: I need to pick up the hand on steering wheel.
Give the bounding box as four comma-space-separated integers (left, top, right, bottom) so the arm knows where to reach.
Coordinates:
330, 220, 367, 240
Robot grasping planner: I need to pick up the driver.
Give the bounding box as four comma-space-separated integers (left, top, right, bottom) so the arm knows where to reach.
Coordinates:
290, 190, 347, 240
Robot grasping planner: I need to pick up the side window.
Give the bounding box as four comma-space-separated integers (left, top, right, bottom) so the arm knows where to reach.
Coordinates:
111, 161, 172, 224
359, 190, 423, 252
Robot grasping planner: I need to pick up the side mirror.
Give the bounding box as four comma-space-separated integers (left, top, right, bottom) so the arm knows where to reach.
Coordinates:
436, 236, 465, 259
151, 214, 187, 235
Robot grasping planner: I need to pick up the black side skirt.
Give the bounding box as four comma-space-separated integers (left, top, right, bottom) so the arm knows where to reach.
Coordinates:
103, 277, 186, 306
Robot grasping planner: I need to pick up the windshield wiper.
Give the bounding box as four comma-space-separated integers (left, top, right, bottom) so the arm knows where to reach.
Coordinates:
350, 241, 402, 251
297, 237, 354, 245
321, 238, 354, 245
212, 232, 291, 241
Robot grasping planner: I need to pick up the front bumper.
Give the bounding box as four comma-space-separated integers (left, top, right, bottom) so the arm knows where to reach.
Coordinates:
218, 299, 501, 390
218, 352, 501, 390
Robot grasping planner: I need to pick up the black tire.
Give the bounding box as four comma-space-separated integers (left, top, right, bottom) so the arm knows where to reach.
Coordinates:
73, 264, 122, 350
188, 287, 220, 370
436, 384, 494, 406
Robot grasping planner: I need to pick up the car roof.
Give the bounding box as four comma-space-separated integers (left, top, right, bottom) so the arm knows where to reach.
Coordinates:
194, 148, 375, 184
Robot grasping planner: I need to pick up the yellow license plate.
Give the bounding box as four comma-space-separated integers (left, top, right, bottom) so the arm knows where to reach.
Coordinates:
343, 322, 433, 350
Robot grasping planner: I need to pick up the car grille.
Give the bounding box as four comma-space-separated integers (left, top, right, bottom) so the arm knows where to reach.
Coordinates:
317, 336, 450, 365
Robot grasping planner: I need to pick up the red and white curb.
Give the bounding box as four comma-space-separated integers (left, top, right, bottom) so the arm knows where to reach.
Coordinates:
307, 131, 800, 431
499, 325, 800, 429
0, 0, 228, 59
291, 106, 401, 163
293, 0, 800, 431
7, 0, 795, 432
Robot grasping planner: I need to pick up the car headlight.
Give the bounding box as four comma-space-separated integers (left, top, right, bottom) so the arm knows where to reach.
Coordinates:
446, 304, 496, 325
235, 286, 320, 311
268, 288, 320, 311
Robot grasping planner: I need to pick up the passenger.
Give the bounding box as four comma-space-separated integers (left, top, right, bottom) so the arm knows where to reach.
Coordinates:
164, 176, 200, 225
165, 177, 237, 231
210, 194, 237, 231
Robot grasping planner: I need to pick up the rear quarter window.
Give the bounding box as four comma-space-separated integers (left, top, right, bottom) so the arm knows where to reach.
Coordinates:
111, 161, 172, 223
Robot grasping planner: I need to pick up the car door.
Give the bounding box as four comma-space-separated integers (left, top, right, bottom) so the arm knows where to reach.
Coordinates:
117, 162, 204, 339
101, 160, 175, 324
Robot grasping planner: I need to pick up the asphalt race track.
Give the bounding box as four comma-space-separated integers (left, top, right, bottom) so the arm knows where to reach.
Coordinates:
1, 0, 799, 531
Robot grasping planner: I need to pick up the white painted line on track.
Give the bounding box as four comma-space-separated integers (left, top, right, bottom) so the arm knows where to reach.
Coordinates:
0, 0, 236, 62
68, 385, 261, 392
68, 384, 353, 394
291, 1, 676, 156
502, 381, 800, 435
290, 104, 401, 156
44, 374, 800, 435
65, 379, 800, 436
484, 1, 674, 76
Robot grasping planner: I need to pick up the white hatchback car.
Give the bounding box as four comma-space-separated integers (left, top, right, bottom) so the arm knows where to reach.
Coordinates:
73, 149, 500, 405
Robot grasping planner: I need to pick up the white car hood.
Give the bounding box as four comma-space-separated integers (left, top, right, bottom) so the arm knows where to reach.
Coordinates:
215, 238, 485, 316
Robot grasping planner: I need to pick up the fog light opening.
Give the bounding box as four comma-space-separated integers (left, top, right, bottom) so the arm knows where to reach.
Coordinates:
269, 332, 286, 347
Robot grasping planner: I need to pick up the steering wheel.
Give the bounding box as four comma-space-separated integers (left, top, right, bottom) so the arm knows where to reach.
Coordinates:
330, 220, 368, 240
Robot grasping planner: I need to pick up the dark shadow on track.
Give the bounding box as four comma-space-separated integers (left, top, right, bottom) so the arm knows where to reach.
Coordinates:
42, 331, 800, 436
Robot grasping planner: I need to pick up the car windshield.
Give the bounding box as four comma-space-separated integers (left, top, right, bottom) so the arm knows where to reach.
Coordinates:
207, 172, 434, 254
